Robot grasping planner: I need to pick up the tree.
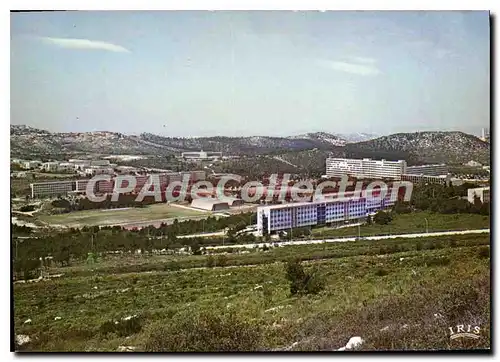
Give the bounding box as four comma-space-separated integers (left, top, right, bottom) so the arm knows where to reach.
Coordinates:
373, 210, 392, 225
206, 255, 215, 267
393, 201, 412, 214
284, 258, 323, 295
285, 258, 306, 295
191, 242, 202, 255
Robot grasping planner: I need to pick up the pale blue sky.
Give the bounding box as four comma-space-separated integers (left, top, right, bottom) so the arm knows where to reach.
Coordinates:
10, 11, 490, 137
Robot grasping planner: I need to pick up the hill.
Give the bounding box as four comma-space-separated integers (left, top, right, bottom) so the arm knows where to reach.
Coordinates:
10, 125, 173, 159
140, 132, 347, 155
11, 126, 489, 167
346, 131, 490, 165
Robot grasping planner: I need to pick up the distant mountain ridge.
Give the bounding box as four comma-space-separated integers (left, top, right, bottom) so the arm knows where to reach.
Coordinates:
10, 125, 489, 165
345, 131, 490, 165
337, 132, 379, 143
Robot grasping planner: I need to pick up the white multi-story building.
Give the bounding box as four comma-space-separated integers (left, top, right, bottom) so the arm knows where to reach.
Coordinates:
406, 164, 448, 176
257, 191, 397, 236
30, 181, 75, 198
326, 158, 407, 180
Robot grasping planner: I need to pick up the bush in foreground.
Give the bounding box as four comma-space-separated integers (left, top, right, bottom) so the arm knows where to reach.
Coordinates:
143, 309, 262, 351
284, 258, 324, 295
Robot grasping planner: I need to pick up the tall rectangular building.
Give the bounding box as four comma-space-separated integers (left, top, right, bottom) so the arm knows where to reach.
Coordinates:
326, 158, 407, 180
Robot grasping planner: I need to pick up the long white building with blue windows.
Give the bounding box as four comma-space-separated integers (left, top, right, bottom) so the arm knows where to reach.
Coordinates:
257, 191, 397, 236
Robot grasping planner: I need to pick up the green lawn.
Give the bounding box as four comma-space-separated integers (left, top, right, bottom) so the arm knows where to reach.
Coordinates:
311, 212, 490, 238
38, 204, 209, 227
14, 234, 490, 351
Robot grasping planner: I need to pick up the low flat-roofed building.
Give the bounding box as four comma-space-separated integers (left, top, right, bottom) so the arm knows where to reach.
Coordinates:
181, 150, 222, 161
41, 162, 59, 172
116, 166, 139, 174
90, 160, 111, 167
467, 187, 490, 204
406, 164, 448, 176
224, 197, 245, 207
190, 197, 229, 211
84, 166, 114, 176
58, 162, 75, 172
401, 173, 451, 186
464, 160, 483, 167
23, 160, 42, 169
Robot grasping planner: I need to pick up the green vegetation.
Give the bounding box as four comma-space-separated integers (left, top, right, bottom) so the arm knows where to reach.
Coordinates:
38, 204, 208, 227
285, 259, 324, 295
312, 212, 489, 239
19, 204, 37, 212
13, 234, 489, 351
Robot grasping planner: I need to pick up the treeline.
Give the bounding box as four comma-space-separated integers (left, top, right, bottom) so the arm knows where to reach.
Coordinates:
403, 183, 490, 215
12, 212, 257, 278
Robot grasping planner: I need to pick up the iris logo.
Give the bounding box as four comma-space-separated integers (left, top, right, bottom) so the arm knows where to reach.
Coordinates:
448, 324, 481, 340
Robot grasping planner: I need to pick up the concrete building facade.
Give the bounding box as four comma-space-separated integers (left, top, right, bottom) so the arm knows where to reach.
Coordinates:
257, 191, 397, 235
467, 187, 490, 204
41, 162, 59, 172
401, 174, 451, 186
181, 150, 222, 161
406, 164, 448, 176
326, 158, 407, 180
30, 181, 75, 198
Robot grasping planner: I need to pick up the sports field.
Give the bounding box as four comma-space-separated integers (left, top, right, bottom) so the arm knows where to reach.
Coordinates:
38, 204, 209, 228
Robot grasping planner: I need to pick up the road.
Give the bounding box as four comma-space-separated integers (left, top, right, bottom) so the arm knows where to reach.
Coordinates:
117, 214, 224, 230
203, 228, 490, 250
178, 230, 227, 239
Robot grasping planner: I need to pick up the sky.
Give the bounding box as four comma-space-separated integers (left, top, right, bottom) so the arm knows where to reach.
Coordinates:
10, 11, 490, 137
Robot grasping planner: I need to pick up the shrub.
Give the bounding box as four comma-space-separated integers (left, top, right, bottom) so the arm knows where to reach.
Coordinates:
423, 256, 450, 267
441, 284, 481, 321
165, 261, 181, 271
303, 273, 325, 295
99, 315, 143, 337
373, 211, 392, 225
216, 254, 228, 267
373, 267, 389, 277
20, 204, 37, 212
143, 309, 262, 351
206, 255, 215, 268
284, 259, 324, 295
477, 246, 490, 259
